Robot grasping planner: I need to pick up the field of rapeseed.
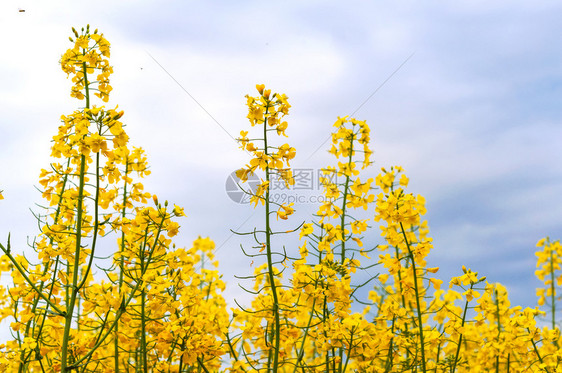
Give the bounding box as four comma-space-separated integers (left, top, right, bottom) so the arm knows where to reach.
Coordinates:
0, 26, 560, 372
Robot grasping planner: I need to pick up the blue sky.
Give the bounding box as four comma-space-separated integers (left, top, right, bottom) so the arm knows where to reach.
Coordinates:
1, 1, 561, 312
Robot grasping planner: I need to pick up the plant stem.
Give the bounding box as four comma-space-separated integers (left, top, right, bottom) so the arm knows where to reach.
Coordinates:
291, 296, 317, 373
549, 246, 557, 332
528, 327, 550, 373
451, 286, 471, 373
115, 159, 129, 372
60, 152, 86, 372
339, 133, 354, 263
263, 105, 281, 372
399, 222, 426, 373
61, 60, 90, 371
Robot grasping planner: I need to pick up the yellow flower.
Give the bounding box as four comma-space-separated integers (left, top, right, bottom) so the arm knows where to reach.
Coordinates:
277, 203, 294, 220
300, 223, 314, 239
166, 221, 180, 237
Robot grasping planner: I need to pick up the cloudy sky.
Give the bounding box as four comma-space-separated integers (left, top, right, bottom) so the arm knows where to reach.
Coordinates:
1, 1, 561, 313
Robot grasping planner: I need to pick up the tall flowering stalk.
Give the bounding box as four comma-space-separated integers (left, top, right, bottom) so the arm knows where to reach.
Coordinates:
1, 25, 124, 371
373, 166, 440, 372
295, 116, 378, 372
234, 84, 295, 371
315, 116, 374, 263
536, 237, 562, 334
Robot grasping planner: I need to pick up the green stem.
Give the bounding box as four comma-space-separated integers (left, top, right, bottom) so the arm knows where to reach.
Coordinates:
60, 155, 86, 372
322, 296, 330, 373
141, 287, 147, 372
178, 342, 184, 372
341, 328, 354, 373
197, 357, 210, 373
263, 104, 281, 372
139, 228, 148, 373
528, 327, 550, 373
451, 284, 471, 373
383, 316, 396, 373
339, 133, 354, 263
399, 222, 426, 373
115, 159, 129, 372
494, 288, 501, 373
76, 149, 102, 291
225, 332, 247, 372
291, 296, 317, 373
549, 246, 557, 331
61, 59, 90, 372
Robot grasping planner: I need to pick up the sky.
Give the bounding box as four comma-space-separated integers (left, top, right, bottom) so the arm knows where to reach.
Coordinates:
1, 0, 561, 315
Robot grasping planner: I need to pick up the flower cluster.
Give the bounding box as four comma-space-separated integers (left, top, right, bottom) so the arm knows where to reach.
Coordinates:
535, 238, 562, 307
61, 25, 112, 102
237, 84, 296, 219
314, 116, 375, 263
